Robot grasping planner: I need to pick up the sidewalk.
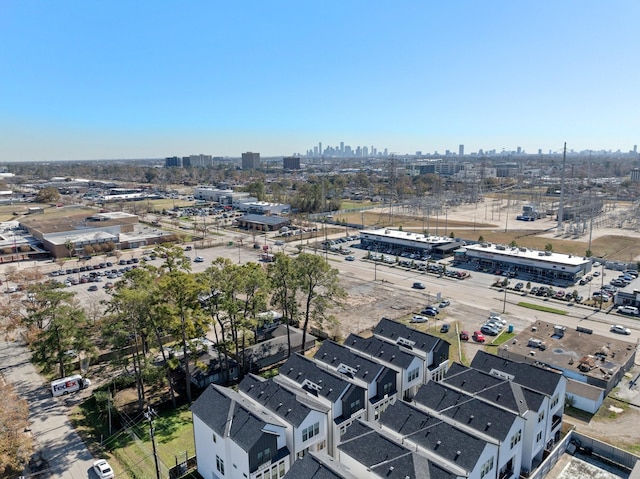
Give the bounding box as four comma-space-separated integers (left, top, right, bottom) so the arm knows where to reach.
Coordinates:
0, 338, 95, 479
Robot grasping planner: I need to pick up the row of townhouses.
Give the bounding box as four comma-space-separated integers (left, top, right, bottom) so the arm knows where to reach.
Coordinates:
191, 318, 566, 479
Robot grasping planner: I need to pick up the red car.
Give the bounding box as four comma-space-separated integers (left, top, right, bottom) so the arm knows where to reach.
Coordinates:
472, 331, 485, 343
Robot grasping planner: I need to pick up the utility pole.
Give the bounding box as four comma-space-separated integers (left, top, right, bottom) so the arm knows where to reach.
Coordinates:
145, 407, 161, 479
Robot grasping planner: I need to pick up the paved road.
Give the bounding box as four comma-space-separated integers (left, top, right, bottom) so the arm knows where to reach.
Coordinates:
0, 338, 97, 479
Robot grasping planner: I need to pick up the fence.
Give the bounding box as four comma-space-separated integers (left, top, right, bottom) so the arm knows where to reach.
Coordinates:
527, 429, 640, 479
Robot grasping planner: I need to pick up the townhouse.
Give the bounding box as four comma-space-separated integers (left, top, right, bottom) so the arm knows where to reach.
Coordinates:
343, 333, 425, 400
412, 380, 526, 479
373, 317, 450, 381
313, 340, 398, 421
239, 375, 329, 460
338, 420, 458, 479
442, 357, 565, 475
378, 401, 498, 479
191, 385, 290, 479
275, 353, 367, 456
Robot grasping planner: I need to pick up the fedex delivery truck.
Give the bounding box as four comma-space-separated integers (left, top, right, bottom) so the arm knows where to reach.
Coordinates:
50, 374, 91, 397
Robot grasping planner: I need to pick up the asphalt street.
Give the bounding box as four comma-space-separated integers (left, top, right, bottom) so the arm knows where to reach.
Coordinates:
0, 338, 98, 479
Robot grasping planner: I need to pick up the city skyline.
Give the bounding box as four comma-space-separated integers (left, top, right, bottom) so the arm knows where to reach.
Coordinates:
1, 2, 639, 162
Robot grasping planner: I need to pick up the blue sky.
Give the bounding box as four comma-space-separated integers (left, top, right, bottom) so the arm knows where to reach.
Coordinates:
1, 1, 639, 161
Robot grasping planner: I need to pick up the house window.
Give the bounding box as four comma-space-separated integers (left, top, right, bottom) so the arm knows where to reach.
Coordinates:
480, 456, 494, 478
216, 455, 225, 475
538, 411, 545, 423
510, 429, 522, 448
278, 461, 285, 477
212, 433, 217, 443
537, 431, 543, 442
350, 399, 361, 411
271, 464, 278, 479
408, 368, 419, 382
551, 395, 559, 408
383, 382, 393, 395
302, 422, 320, 442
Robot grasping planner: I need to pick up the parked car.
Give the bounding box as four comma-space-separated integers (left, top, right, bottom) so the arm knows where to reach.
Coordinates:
93, 459, 115, 479
194, 256, 205, 263
420, 309, 437, 317
345, 255, 355, 261
610, 324, 631, 335
412, 282, 426, 289
472, 331, 485, 343
440, 324, 450, 333
411, 315, 428, 323
88, 285, 99, 292
439, 299, 451, 308
617, 306, 639, 315
481, 324, 500, 336
514, 282, 524, 291
459, 330, 469, 341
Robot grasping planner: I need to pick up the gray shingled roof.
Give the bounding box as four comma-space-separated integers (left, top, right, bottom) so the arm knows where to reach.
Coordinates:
373, 317, 441, 353
338, 421, 410, 468
239, 375, 315, 428
344, 333, 417, 369
470, 350, 563, 398
371, 453, 457, 479
279, 353, 363, 404
443, 366, 540, 415
314, 340, 393, 385
191, 385, 285, 452
283, 452, 359, 479
380, 401, 488, 473
413, 382, 519, 442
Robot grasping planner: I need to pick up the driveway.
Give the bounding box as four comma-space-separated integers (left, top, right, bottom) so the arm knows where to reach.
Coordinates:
0, 338, 96, 479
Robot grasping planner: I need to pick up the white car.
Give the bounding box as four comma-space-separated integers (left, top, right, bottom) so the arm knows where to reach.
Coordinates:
194, 256, 204, 263
411, 315, 428, 323
610, 325, 631, 335
93, 459, 115, 479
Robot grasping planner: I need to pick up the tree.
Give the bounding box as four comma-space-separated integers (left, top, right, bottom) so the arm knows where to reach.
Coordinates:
478, 235, 485, 242
27, 285, 94, 377
156, 251, 206, 404
294, 253, 345, 352
268, 253, 299, 357
35, 187, 60, 204
104, 267, 163, 410
64, 239, 74, 258
0, 381, 32, 476
545, 243, 554, 252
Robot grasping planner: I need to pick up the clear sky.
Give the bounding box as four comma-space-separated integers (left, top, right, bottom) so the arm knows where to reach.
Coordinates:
1, 1, 639, 161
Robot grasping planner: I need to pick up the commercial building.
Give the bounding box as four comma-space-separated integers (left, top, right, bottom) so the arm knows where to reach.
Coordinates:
492, 320, 636, 413
359, 228, 456, 258
242, 152, 261, 170
457, 242, 592, 286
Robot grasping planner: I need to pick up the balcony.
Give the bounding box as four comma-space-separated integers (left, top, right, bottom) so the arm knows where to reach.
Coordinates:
551, 414, 562, 431
499, 468, 514, 479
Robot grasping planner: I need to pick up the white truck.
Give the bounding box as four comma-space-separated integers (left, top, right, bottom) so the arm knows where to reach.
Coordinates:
50, 374, 91, 397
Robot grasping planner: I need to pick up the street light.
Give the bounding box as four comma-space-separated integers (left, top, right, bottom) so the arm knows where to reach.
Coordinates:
502, 280, 509, 313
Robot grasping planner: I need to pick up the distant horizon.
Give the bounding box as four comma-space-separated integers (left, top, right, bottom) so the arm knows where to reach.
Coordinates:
2, 2, 639, 162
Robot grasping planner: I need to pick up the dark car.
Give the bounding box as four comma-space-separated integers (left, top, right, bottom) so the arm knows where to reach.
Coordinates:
412, 282, 426, 289
440, 324, 450, 333
88, 285, 99, 292
459, 331, 469, 341
421, 309, 437, 317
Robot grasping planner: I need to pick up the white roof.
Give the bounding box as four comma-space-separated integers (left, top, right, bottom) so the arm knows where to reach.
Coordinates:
464, 243, 589, 266
361, 228, 452, 246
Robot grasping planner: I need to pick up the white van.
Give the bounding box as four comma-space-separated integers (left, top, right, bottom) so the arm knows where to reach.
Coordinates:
51, 375, 91, 397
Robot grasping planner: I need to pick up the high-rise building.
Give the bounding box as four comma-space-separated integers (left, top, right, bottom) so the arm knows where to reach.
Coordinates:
459, 144, 464, 156
283, 156, 301, 170
318, 142, 322, 156
340, 142, 344, 154
165, 156, 182, 168
241, 152, 261, 169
